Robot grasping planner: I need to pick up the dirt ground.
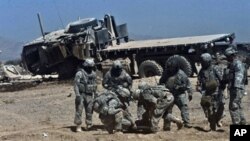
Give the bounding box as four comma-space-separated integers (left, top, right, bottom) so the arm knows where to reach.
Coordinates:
0, 76, 249, 141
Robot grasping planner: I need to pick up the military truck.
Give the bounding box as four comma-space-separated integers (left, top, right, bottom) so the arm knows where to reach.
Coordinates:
21, 14, 236, 79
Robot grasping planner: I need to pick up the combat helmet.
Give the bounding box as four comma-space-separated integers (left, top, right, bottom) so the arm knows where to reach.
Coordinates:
83, 58, 95, 67
200, 53, 212, 68
111, 60, 123, 76
112, 60, 122, 70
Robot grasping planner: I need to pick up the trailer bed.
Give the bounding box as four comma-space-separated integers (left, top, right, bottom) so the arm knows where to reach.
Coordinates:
102, 33, 233, 52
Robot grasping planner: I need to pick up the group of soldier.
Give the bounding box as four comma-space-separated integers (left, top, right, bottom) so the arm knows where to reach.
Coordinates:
73, 44, 248, 134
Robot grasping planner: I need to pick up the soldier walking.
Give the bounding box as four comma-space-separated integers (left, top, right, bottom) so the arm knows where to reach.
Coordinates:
159, 56, 193, 129
224, 45, 248, 125
197, 53, 226, 131
133, 82, 183, 132
74, 58, 97, 132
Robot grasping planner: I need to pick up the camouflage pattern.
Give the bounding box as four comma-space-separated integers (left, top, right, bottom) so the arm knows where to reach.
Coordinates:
160, 69, 193, 127
134, 84, 183, 132
74, 63, 97, 127
226, 58, 247, 125
102, 61, 133, 115
102, 69, 132, 90
93, 91, 134, 133
197, 53, 226, 130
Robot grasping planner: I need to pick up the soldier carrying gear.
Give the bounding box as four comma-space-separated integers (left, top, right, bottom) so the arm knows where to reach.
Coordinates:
133, 83, 183, 133
197, 53, 226, 131
224, 45, 247, 125
159, 57, 193, 129
102, 60, 135, 128
74, 58, 97, 132
93, 91, 135, 134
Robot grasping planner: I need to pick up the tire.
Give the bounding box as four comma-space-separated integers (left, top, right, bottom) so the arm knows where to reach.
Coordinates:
139, 60, 163, 78
165, 55, 192, 76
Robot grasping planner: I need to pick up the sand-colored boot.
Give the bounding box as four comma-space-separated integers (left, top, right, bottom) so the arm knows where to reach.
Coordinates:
76, 125, 82, 132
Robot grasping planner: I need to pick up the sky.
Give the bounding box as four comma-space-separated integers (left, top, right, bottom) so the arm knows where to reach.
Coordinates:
0, 0, 250, 43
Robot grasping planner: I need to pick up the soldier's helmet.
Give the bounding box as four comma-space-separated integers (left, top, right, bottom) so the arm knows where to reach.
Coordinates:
200, 53, 212, 68
225, 45, 238, 57
83, 58, 95, 67
112, 60, 123, 70
201, 53, 212, 63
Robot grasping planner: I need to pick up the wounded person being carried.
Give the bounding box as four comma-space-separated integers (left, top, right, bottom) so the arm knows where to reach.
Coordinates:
133, 82, 183, 133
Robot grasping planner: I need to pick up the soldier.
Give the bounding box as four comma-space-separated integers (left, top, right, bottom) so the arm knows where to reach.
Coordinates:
133, 82, 183, 132
159, 57, 193, 129
93, 91, 134, 134
197, 53, 225, 131
102, 60, 132, 110
103, 60, 132, 91
224, 45, 247, 125
74, 58, 97, 132
102, 60, 135, 127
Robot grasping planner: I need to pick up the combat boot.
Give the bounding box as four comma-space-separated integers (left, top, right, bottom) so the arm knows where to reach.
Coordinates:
163, 120, 171, 131
175, 119, 183, 130
184, 123, 192, 128
76, 125, 82, 132
203, 120, 211, 131
86, 124, 93, 130
217, 121, 223, 127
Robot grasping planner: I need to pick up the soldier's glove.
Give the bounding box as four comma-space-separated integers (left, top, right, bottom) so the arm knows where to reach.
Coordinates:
188, 94, 192, 101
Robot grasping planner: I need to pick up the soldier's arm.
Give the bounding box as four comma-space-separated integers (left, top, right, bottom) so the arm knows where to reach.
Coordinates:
74, 71, 82, 96
125, 73, 133, 89
143, 90, 158, 104
175, 72, 193, 95
196, 72, 203, 93
108, 99, 123, 115
234, 61, 245, 89
102, 71, 110, 89
186, 75, 193, 95
214, 66, 226, 90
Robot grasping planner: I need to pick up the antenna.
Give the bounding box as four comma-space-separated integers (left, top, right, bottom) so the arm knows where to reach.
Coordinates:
37, 13, 45, 40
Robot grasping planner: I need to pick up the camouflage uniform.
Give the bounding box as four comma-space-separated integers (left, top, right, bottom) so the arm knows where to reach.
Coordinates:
93, 91, 134, 134
74, 59, 97, 131
102, 60, 132, 107
224, 46, 247, 125
102, 60, 135, 127
197, 53, 225, 130
159, 59, 193, 129
134, 83, 183, 132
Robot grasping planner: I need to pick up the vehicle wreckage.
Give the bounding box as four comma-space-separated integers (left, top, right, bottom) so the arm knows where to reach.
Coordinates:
21, 14, 248, 79
0, 62, 57, 92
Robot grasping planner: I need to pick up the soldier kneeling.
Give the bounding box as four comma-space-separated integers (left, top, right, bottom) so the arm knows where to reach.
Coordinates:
93, 90, 135, 134
133, 82, 183, 133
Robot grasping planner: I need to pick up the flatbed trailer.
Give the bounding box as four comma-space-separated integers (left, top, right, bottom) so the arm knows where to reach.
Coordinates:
98, 33, 234, 77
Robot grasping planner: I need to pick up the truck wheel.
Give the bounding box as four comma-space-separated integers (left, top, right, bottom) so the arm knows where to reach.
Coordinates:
139, 60, 163, 78
165, 55, 192, 76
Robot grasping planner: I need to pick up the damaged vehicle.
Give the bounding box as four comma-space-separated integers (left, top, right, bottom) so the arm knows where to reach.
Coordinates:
22, 14, 238, 79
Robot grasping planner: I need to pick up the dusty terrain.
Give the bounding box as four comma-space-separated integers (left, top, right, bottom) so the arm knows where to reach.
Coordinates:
0, 76, 249, 141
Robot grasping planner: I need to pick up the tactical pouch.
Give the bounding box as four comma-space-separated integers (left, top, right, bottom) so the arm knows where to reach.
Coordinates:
78, 84, 85, 93
200, 95, 212, 107
85, 84, 97, 93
